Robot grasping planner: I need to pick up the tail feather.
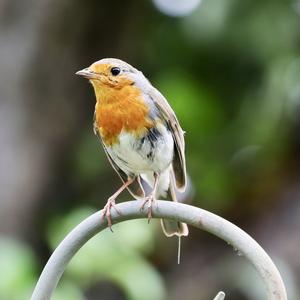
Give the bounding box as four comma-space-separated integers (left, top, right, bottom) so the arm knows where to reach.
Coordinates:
160, 219, 189, 237
141, 168, 189, 262
160, 172, 189, 237
160, 170, 189, 264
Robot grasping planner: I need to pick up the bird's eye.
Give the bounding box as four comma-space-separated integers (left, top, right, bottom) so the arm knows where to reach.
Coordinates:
110, 67, 121, 76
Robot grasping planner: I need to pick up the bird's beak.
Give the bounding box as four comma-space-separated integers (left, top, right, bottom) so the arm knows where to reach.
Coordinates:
76, 68, 98, 79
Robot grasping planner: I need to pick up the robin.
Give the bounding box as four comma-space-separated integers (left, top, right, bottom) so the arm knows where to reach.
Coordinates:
76, 58, 189, 240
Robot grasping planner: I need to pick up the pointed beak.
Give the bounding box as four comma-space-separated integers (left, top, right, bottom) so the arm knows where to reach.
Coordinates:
76, 68, 97, 79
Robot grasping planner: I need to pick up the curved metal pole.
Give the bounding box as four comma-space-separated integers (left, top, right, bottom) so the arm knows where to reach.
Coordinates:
31, 200, 287, 300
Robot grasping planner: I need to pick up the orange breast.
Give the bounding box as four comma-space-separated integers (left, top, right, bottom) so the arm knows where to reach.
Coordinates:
95, 85, 153, 145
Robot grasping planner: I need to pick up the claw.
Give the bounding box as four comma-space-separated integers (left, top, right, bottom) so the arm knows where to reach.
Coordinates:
101, 197, 122, 231
140, 194, 155, 223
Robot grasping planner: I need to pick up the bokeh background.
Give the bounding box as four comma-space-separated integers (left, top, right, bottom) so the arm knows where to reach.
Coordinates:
1, 0, 300, 299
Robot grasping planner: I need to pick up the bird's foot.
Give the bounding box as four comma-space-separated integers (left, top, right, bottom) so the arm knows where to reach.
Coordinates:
140, 194, 156, 223
101, 197, 121, 232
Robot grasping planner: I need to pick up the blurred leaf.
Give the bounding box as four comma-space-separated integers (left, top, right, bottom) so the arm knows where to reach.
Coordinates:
0, 237, 37, 300
52, 280, 84, 300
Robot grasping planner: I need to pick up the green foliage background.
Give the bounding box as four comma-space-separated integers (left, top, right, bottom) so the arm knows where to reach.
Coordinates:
0, 0, 299, 299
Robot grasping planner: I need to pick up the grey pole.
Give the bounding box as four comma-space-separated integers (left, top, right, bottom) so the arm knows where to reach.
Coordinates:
31, 200, 287, 300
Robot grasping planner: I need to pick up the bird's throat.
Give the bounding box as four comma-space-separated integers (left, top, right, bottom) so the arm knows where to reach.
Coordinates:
94, 85, 153, 145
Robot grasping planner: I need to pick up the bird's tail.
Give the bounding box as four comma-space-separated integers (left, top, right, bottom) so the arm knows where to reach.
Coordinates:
141, 168, 189, 263
160, 172, 189, 238
160, 170, 189, 264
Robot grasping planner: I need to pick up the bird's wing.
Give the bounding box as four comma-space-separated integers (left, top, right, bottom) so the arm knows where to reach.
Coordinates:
93, 122, 145, 199
148, 87, 186, 191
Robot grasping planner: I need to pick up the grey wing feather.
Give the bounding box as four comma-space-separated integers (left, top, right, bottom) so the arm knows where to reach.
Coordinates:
148, 87, 187, 191
93, 122, 145, 199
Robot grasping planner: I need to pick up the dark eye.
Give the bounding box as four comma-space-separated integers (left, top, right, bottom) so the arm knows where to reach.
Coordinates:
110, 67, 121, 76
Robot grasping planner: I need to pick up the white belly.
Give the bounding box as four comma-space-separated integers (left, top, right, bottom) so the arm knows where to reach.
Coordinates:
106, 124, 174, 176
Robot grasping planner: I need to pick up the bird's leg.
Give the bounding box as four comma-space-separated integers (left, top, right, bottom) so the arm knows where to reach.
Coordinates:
102, 177, 134, 231
141, 173, 160, 222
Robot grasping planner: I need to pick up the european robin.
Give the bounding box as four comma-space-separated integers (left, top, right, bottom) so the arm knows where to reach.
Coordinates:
76, 58, 189, 240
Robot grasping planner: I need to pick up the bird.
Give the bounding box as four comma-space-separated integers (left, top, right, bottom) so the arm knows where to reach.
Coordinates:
76, 58, 189, 241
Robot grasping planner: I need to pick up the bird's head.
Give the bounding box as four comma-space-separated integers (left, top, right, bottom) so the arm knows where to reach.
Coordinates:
76, 58, 148, 100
